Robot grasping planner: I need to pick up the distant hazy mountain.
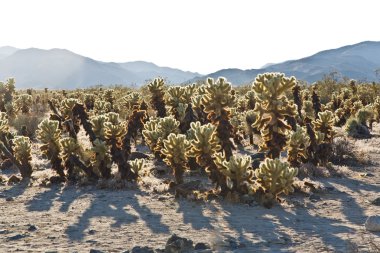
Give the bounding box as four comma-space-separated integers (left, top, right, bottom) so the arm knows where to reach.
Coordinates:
0, 48, 200, 89
188, 41, 380, 85
0, 46, 19, 60
1, 41, 380, 88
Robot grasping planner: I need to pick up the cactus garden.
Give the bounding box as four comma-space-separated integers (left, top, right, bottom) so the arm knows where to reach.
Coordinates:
1, 75, 380, 252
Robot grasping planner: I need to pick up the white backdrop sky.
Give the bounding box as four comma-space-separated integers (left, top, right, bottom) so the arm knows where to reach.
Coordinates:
0, 0, 379, 74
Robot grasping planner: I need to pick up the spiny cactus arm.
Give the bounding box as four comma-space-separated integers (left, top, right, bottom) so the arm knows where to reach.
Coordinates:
0, 140, 22, 172
72, 103, 97, 143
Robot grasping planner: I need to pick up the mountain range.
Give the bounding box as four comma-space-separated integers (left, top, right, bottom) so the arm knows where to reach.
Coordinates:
1, 41, 380, 89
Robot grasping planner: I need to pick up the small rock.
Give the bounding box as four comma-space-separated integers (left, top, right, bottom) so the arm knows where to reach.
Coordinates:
165, 234, 194, 253
7, 175, 21, 184
27, 225, 38, 232
7, 234, 28, 241
371, 198, 380, 206
194, 243, 211, 250
131, 246, 155, 253
0, 229, 10, 234
365, 216, 380, 232
269, 236, 291, 245
89, 250, 105, 253
88, 229, 96, 235
309, 194, 321, 202
6, 197, 14, 201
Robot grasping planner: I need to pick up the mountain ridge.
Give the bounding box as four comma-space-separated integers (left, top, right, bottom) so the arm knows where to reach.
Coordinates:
1, 41, 380, 88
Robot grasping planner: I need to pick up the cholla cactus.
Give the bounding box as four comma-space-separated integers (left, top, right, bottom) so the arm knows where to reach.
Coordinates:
91, 139, 112, 178
84, 94, 96, 110
37, 119, 65, 179
254, 158, 298, 208
103, 113, 135, 180
188, 121, 228, 194
15, 94, 33, 114
356, 106, 373, 127
13, 136, 33, 178
201, 77, 236, 159
129, 159, 144, 177
148, 77, 166, 118
302, 100, 314, 123
122, 92, 141, 110
94, 100, 112, 114
287, 127, 310, 167
351, 100, 363, 116
201, 77, 235, 117
61, 98, 79, 119
215, 153, 254, 194
162, 133, 191, 184
245, 90, 256, 110
103, 89, 115, 107
311, 88, 321, 118
0, 112, 9, 135
252, 73, 297, 159
91, 115, 108, 140
59, 137, 98, 179
143, 116, 180, 158
313, 110, 336, 143
244, 110, 259, 145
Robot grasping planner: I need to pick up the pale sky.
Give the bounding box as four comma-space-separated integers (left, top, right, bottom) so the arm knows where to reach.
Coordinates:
0, 0, 379, 74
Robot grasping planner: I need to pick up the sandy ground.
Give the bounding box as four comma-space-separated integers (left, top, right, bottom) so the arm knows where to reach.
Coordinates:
1, 126, 380, 252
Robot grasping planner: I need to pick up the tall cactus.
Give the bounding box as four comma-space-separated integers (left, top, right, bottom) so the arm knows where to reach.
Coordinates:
37, 119, 65, 179
252, 73, 297, 159
201, 77, 236, 159
148, 78, 166, 118
162, 133, 191, 184
13, 136, 33, 178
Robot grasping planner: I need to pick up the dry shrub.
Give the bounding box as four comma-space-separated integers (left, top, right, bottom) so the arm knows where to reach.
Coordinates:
331, 137, 372, 166
10, 113, 45, 139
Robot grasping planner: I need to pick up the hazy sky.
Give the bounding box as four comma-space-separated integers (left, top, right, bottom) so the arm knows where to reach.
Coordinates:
0, 0, 379, 74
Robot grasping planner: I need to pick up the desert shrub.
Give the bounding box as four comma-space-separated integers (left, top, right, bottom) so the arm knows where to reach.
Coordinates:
11, 114, 44, 139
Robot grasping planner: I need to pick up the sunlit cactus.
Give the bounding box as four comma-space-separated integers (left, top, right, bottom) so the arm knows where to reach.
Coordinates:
351, 100, 363, 116
15, 94, 33, 114
201, 77, 235, 117
254, 158, 298, 208
37, 119, 65, 179
187, 121, 228, 194
287, 126, 310, 167
122, 92, 141, 110
94, 100, 112, 114
59, 137, 81, 162
61, 98, 80, 119
103, 89, 115, 107
162, 133, 191, 184
302, 100, 315, 123
313, 110, 336, 143
215, 153, 254, 194
142, 116, 180, 158
90, 115, 108, 140
0, 112, 9, 134
91, 139, 112, 179
244, 110, 259, 145
13, 136, 33, 178
148, 77, 166, 117
252, 72, 297, 159
201, 77, 236, 159
129, 159, 144, 177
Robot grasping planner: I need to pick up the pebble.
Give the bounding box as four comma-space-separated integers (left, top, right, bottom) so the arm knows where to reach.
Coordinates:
365, 216, 380, 232
130, 246, 155, 253
6, 197, 14, 201
27, 225, 38, 232
194, 242, 211, 250
89, 250, 105, 253
7, 234, 28, 241
371, 197, 380, 206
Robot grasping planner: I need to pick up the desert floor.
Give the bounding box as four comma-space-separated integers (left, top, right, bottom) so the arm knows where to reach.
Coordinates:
1, 126, 380, 253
